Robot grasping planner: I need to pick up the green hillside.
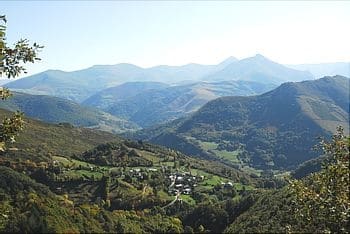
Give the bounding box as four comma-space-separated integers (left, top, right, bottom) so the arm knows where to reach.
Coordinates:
0, 118, 345, 233
0, 92, 139, 134
0, 166, 105, 233
223, 188, 299, 233
130, 76, 349, 170
0, 166, 187, 233
0, 108, 125, 162
0, 108, 263, 233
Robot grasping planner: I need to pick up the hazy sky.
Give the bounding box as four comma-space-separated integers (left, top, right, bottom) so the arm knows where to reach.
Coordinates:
1, 1, 350, 77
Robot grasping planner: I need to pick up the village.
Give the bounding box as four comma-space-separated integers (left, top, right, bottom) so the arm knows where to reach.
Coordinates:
124, 166, 234, 197
122, 166, 204, 195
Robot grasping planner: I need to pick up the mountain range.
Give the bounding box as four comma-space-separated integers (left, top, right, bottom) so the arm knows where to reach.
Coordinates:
129, 76, 349, 170
5, 54, 316, 103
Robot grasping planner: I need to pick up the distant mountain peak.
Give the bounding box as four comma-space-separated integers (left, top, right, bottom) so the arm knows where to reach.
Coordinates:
235, 54, 277, 66
223, 56, 238, 61
90, 63, 142, 70
254, 53, 265, 58
218, 56, 238, 67
249, 53, 273, 62
45, 69, 66, 74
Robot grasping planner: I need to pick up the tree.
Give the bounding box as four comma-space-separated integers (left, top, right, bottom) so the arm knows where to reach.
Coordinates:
101, 175, 111, 208
289, 126, 349, 232
183, 202, 229, 233
0, 15, 42, 151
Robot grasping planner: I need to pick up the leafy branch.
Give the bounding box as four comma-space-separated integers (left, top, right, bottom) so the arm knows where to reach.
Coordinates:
0, 15, 42, 151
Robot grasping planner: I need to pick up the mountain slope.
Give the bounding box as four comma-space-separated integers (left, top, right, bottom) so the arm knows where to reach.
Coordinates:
0, 108, 123, 162
204, 54, 314, 84
0, 92, 139, 134
104, 80, 275, 127
82, 81, 169, 109
0, 165, 116, 233
224, 188, 297, 233
131, 76, 349, 169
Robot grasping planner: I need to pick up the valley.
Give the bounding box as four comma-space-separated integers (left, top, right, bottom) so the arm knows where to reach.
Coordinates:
0, 7, 349, 232
0, 109, 264, 233
1, 73, 348, 233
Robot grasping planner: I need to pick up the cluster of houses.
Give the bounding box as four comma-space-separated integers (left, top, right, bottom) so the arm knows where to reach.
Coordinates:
126, 167, 158, 180
124, 168, 206, 196
167, 171, 204, 195
121, 168, 210, 196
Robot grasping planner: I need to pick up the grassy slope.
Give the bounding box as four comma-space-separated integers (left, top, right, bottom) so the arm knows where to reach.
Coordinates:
0, 108, 121, 162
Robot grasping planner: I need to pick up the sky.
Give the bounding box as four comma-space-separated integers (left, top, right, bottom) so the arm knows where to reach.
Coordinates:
1, 1, 350, 77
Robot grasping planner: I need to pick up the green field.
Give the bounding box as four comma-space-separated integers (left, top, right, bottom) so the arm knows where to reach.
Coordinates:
198, 140, 218, 151
212, 149, 240, 163
180, 194, 196, 205
62, 169, 104, 180
53, 156, 110, 169
196, 140, 241, 164
241, 165, 263, 176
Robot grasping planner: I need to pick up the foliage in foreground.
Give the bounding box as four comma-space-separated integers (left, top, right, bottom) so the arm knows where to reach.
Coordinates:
0, 15, 42, 151
289, 126, 349, 233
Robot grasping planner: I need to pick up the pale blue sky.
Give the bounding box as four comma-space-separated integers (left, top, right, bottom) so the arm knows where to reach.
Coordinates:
1, 1, 350, 77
